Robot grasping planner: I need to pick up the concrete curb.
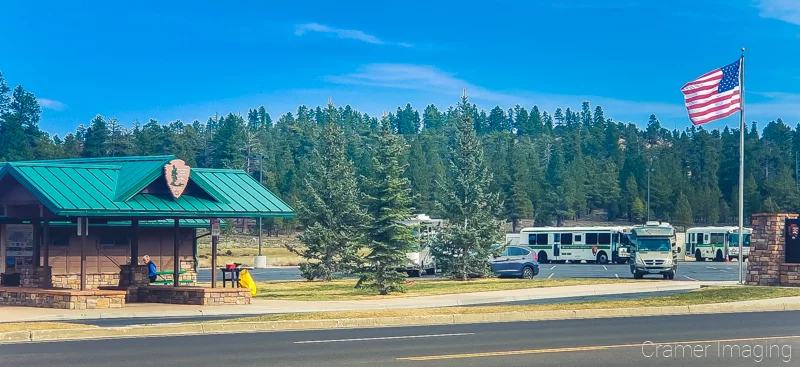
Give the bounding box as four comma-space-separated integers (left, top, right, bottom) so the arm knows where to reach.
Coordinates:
3, 298, 800, 344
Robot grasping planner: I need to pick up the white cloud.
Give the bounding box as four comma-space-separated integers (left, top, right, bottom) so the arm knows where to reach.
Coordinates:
325, 64, 687, 123
294, 23, 411, 47
326, 64, 518, 102
747, 92, 800, 123
38, 98, 66, 111
755, 0, 800, 25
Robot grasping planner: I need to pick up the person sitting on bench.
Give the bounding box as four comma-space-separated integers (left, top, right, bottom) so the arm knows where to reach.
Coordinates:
143, 255, 157, 283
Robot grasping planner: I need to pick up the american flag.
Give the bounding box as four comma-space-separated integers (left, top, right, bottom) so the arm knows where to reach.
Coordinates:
681, 59, 742, 125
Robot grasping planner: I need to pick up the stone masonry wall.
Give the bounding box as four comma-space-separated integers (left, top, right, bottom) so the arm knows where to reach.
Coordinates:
747, 213, 800, 286
781, 264, 800, 286
138, 286, 251, 306
119, 265, 149, 287
0, 288, 125, 309
51, 273, 121, 290
19, 267, 52, 288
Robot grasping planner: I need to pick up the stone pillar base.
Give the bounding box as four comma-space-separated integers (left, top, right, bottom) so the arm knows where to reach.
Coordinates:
19, 266, 52, 288
119, 265, 149, 287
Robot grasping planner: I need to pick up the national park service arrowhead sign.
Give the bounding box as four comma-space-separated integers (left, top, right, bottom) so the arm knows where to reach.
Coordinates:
164, 159, 191, 198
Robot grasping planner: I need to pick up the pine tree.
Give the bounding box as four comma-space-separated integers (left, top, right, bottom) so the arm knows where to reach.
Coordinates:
624, 174, 639, 220
210, 113, 246, 169
356, 121, 415, 295
507, 140, 533, 231
0, 85, 41, 161
673, 192, 694, 227
513, 105, 531, 136
395, 103, 421, 135
289, 112, 369, 281
543, 146, 571, 226
529, 105, 543, 135
406, 136, 431, 212
432, 91, 503, 280
106, 118, 133, 157
83, 115, 109, 157
762, 197, 780, 213
422, 104, 444, 131
487, 106, 506, 132
632, 197, 646, 222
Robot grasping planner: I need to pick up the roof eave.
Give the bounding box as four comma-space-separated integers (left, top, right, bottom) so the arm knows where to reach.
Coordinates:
54, 210, 296, 219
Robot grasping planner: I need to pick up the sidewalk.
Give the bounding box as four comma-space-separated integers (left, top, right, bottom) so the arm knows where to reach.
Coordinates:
0, 281, 736, 323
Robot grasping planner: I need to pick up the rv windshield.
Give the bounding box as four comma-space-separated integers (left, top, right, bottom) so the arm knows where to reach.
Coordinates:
637, 238, 671, 252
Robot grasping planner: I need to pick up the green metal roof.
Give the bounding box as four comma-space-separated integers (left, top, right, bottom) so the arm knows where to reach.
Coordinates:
20, 156, 175, 201
44, 219, 227, 228
0, 155, 295, 219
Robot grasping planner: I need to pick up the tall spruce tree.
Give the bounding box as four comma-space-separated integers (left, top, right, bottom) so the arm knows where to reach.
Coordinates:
431, 91, 503, 280
83, 115, 109, 157
673, 192, 694, 227
356, 120, 415, 295
289, 106, 369, 281
0, 85, 41, 161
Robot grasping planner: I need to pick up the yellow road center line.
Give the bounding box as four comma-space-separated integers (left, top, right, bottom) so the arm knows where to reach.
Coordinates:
397, 335, 800, 361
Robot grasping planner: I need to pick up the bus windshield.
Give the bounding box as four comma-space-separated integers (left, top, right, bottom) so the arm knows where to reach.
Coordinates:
730, 234, 751, 246
636, 238, 671, 252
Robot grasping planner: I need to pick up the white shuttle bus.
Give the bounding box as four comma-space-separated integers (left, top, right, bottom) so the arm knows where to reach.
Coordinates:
518, 226, 632, 264
685, 226, 752, 262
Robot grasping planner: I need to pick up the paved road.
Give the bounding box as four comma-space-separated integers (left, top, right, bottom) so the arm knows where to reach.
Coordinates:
198, 262, 745, 282
3, 311, 797, 366
69, 289, 691, 327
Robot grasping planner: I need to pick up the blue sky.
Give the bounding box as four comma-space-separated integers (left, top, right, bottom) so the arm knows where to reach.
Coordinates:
1, 0, 799, 136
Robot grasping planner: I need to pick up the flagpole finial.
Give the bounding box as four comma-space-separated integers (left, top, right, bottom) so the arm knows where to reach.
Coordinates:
741, 47, 745, 52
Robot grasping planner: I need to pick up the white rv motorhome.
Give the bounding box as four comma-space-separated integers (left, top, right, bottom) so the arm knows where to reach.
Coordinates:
399, 214, 444, 277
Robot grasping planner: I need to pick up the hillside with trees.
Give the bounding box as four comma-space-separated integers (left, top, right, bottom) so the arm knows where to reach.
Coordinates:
1, 71, 797, 232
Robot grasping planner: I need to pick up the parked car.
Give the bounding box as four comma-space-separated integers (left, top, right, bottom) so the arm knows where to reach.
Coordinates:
491, 245, 540, 279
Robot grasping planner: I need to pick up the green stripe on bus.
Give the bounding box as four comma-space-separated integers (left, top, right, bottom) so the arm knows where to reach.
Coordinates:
560, 245, 612, 250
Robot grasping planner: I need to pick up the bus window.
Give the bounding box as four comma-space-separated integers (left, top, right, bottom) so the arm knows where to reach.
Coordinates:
561, 233, 573, 245
599, 233, 611, 245
554, 233, 561, 243
730, 234, 751, 246
690, 233, 695, 242
537, 234, 548, 245
711, 233, 724, 244
574, 234, 583, 243
696, 233, 705, 244
585, 233, 598, 245
527, 234, 536, 244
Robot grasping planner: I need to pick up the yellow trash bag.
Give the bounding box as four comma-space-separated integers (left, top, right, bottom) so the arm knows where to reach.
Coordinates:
238, 269, 257, 296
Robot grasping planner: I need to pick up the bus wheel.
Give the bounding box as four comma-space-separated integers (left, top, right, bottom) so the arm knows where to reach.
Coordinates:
695, 250, 703, 262
538, 251, 548, 264
596, 252, 609, 265
715, 250, 724, 262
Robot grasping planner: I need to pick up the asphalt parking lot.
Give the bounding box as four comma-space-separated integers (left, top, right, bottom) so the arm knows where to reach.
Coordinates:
198, 261, 744, 283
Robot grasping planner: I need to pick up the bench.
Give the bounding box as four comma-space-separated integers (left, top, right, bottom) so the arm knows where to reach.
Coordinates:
151, 270, 193, 285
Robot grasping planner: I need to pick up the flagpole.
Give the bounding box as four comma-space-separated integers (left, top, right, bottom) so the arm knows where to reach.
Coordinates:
738, 47, 745, 284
